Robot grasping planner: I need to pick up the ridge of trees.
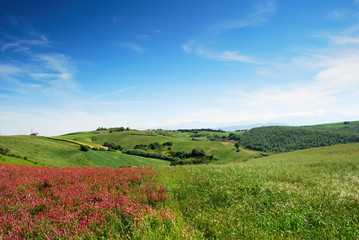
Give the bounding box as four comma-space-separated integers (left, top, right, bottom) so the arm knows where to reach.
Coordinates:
237, 126, 359, 153
96, 127, 131, 133
124, 142, 216, 165
178, 128, 225, 133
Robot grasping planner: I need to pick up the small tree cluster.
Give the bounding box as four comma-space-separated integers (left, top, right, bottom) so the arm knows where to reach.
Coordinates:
103, 142, 123, 151
134, 142, 173, 151
0, 146, 10, 156
124, 149, 174, 161
80, 145, 89, 152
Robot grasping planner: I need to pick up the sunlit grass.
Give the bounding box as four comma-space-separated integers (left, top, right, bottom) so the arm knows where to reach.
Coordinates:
157, 143, 359, 239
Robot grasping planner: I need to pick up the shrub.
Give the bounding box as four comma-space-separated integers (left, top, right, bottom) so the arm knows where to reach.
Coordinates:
80, 145, 89, 152
0, 146, 10, 156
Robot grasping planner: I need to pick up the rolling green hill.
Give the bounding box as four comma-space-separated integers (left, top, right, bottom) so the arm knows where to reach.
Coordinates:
2, 120, 359, 167
55, 129, 256, 164
310, 120, 359, 133
0, 135, 169, 167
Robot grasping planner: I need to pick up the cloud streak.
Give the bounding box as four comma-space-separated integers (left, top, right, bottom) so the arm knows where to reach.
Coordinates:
32, 53, 77, 95
182, 40, 257, 63
76, 84, 149, 107
117, 42, 144, 53
0, 33, 51, 53
182, 1, 274, 64
208, 0, 277, 33
331, 35, 359, 44
0, 30, 77, 96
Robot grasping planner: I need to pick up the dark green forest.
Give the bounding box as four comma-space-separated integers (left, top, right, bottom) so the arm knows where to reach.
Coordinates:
237, 126, 359, 153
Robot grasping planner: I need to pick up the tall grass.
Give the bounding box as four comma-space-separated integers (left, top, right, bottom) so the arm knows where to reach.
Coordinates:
156, 143, 359, 239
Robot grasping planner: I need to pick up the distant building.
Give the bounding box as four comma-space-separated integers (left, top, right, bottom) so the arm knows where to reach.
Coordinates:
30, 133, 40, 136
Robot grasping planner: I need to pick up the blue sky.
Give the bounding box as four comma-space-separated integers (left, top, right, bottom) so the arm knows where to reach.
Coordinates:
1, 0, 359, 135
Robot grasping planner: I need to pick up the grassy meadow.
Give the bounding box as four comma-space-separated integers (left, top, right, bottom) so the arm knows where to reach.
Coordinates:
156, 143, 359, 239
0, 123, 358, 239
84, 150, 170, 167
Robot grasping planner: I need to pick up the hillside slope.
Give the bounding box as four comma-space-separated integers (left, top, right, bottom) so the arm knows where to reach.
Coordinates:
56, 129, 250, 164
310, 120, 359, 133
0, 136, 169, 167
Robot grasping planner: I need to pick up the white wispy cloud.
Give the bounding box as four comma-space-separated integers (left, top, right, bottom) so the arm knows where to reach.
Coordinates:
208, 0, 277, 33
32, 53, 77, 95
135, 34, 150, 40
0, 29, 77, 96
331, 35, 359, 44
219, 51, 257, 63
182, 1, 273, 63
328, 10, 348, 20
0, 63, 44, 93
219, 49, 359, 120
0, 33, 51, 53
80, 100, 148, 106
0, 64, 21, 76
117, 42, 144, 53
91, 87, 134, 100
77, 84, 149, 107
182, 40, 257, 63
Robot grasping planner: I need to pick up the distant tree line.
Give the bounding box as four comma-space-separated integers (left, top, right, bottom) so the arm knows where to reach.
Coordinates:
134, 142, 173, 151
124, 149, 174, 161
205, 135, 226, 141
96, 127, 131, 132
237, 126, 359, 153
123, 142, 216, 166
178, 128, 225, 133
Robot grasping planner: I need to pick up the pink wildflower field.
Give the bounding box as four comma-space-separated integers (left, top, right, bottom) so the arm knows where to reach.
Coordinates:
0, 163, 172, 239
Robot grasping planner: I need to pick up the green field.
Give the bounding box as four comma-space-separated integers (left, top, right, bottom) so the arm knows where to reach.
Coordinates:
0, 135, 169, 167
84, 150, 170, 167
0, 154, 39, 166
156, 143, 359, 239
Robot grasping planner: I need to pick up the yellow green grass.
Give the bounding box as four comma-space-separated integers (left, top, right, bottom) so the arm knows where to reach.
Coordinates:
84, 150, 169, 167
0, 155, 40, 166
155, 143, 359, 239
